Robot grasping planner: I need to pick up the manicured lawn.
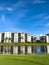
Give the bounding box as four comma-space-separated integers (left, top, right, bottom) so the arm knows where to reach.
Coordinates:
0, 54, 49, 65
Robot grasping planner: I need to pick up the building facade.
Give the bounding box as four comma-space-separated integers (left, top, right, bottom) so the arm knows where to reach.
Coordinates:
0, 32, 33, 43
27, 35, 33, 43
46, 34, 49, 43
40, 36, 46, 43
46, 34, 49, 53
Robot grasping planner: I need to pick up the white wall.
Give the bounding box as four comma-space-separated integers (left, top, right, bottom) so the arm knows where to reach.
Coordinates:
14, 33, 19, 43
46, 36, 49, 43
21, 33, 25, 42
27, 35, 31, 42
4, 32, 11, 43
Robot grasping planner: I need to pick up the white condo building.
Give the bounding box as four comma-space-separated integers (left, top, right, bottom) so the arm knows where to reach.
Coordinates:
4, 32, 11, 43
14, 32, 19, 43
46, 34, 49, 43
46, 34, 49, 53
0, 32, 33, 43
27, 35, 33, 42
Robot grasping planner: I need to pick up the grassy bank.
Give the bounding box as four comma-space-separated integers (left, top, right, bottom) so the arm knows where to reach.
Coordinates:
0, 43, 49, 46
0, 54, 49, 65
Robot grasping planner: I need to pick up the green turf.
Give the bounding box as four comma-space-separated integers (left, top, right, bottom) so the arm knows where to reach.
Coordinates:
0, 54, 49, 65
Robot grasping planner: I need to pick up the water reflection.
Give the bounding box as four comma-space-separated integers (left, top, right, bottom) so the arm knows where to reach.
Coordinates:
0, 46, 48, 54
35, 46, 47, 54
35, 46, 41, 54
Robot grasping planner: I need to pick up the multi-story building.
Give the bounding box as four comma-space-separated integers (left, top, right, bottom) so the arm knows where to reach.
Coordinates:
40, 36, 46, 43
0, 32, 33, 43
4, 32, 11, 43
46, 34, 49, 54
14, 32, 19, 43
27, 35, 33, 43
46, 34, 49, 43
20, 32, 27, 43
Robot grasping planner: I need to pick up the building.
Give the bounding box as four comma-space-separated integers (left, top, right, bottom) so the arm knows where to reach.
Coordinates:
40, 36, 46, 43
20, 32, 27, 43
0, 32, 49, 54
0, 32, 33, 43
46, 34, 49, 54
46, 34, 49, 43
4, 32, 11, 43
14, 32, 20, 43
27, 35, 33, 43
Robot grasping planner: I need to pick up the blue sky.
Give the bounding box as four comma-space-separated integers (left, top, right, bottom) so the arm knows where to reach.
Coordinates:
0, 0, 49, 36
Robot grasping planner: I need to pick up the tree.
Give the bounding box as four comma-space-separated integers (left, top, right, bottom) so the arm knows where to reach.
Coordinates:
8, 38, 12, 42
40, 36, 46, 43
33, 37, 37, 43
4, 37, 8, 42
4, 37, 12, 43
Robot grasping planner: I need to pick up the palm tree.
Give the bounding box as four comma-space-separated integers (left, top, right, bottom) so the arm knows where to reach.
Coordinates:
33, 37, 37, 53
33, 37, 37, 43
4, 37, 12, 43
8, 38, 12, 43
40, 36, 46, 43
4, 37, 8, 43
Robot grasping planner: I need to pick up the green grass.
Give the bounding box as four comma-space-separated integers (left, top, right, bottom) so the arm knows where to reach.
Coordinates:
0, 54, 49, 65
0, 43, 49, 46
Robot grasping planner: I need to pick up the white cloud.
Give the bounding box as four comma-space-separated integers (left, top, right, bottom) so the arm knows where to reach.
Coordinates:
32, 0, 46, 4
6, 1, 24, 12
14, 9, 27, 21
33, 13, 49, 22
0, 7, 4, 10
41, 15, 49, 23
45, 23, 49, 27
33, 13, 45, 19
16, 12, 25, 19
0, 1, 25, 12
32, 13, 49, 27
40, 34, 44, 36
9, 27, 27, 32
6, 8, 13, 12
44, 16, 49, 20
13, 1, 24, 9
1, 15, 5, 21
0, 7, 14, 12
47, 23, 49, 26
